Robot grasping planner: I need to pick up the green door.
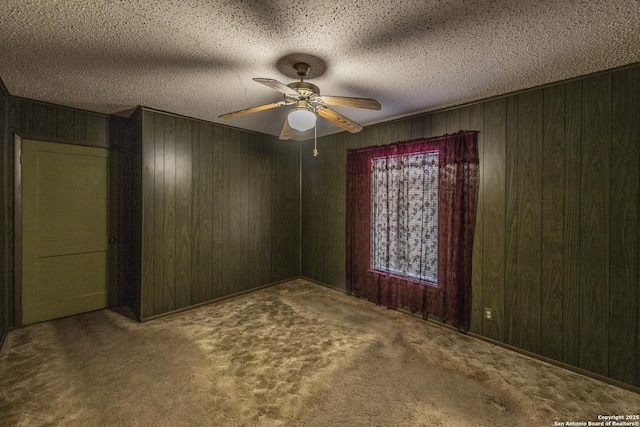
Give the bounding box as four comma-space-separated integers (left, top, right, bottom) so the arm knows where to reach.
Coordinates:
21, 139, 113, 325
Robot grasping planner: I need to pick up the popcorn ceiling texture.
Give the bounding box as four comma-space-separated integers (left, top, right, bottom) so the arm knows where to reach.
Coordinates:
0, 0, 638, 138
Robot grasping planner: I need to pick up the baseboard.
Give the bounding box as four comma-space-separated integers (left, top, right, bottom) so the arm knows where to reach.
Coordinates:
140, 277, 302, 323
299, 276, 640, 395
464, 331, 640, 395
0, 328, 8, 352
301, 276, 348, 294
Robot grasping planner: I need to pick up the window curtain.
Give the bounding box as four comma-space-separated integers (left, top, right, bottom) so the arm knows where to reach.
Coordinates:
345, 131, 479, 330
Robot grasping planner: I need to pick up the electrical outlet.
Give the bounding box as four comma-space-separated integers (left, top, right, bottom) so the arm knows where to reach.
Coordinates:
484, 308, 493, 320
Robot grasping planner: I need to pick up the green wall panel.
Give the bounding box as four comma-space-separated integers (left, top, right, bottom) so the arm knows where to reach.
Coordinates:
0, 89, 6, 334
138, 110, 300, 319
300, 64, 640, 388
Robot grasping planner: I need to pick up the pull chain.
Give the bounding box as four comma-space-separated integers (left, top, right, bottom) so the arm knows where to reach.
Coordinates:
313, 124, 318, 157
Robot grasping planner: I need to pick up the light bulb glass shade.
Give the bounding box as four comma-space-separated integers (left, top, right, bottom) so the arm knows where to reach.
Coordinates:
288, 108, 316, 131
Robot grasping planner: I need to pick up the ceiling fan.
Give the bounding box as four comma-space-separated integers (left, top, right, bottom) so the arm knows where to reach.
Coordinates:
218, 62, 381, 140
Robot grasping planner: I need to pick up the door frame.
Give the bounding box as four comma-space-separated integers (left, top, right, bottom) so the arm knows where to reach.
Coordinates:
13, 133, 119, 327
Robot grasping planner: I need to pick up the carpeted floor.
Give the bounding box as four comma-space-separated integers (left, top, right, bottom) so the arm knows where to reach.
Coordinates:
1, 279, 638, 426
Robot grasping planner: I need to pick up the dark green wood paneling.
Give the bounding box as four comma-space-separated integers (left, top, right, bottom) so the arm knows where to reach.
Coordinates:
482, 98, 507, 342
236, 129, 250, 293
362, 125, 379, 149
380, 120, 412, 146
222, 126, 233, 295
301, 137, 319, 281
141, 110, 156, 319
580, 74, 611, 376
504, 95, 520, 348
152, 113, 165, 315
300, 64, 640, 388
469, 103, 485, 334
31, 102, 56, 136
421, 114, 433, 138
432, 111, 447, 136
175, 117, 193, 310
56, 107, 75, 140
18, 100, 32, 134
111, 112, 141, 317
285, 138, 301, 278
226, 128, 242, 294
333, 132, 348, 289
246, 134, 260, 292
224, 126, 235, 294
516, 90, 543, 354
74, 111, 86, 141
314, 135, 330, 284
13, 98, 109, 147
320, 135, 331, 284
190, 122, 203, 303
135, 109, 299, 319
446, 108, 461, 133
193, 121, 213, 303
271, 137, 299, 282
85, 114, 108, 144
131, 112, 143, 318
5, 98, 19, 328
229, 128, 242, 294
211, 125, 224, 299
0, 91, 6, 332
540, 85, 565, 361
240, 129, 249, 292
410, 116, 423, 139
163, 116, 177, 313
563, 80, 582, 367
322, 134, 336, 285
325, 133, 342, 285
254, 133, 272, 287
610, 67, 639, 385
458, 106, 471, 132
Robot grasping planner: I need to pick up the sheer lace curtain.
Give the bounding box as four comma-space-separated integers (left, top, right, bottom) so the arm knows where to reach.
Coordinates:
345, 131, 479, 330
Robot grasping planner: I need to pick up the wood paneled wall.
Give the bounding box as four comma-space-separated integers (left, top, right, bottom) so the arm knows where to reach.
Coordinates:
0, 101, 300, 328
111, 113, 143, 318
301, 64, 640, 387
0, 97, 111, 329
136, 109, 300, 320
0, 88, 7, 335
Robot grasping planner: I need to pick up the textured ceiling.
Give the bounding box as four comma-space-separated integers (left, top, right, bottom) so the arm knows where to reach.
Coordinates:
1, 0, 639, 139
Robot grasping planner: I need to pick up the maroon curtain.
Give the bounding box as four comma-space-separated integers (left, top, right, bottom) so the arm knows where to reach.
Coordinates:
345, 131, 479, 330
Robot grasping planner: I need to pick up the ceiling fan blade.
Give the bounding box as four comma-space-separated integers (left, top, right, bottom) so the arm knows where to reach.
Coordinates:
317, 95, 381, 110
218, 101, 286, 120
316, 107, 363, 133
279, 118, 294, 140
253, 78, 300, 97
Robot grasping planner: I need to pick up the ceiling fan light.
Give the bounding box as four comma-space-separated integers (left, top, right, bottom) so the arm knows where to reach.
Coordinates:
288, 108, 316, 131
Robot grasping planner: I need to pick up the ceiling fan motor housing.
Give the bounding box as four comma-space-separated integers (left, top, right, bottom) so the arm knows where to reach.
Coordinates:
219, 60, 379, 139
287, 81, 320, 97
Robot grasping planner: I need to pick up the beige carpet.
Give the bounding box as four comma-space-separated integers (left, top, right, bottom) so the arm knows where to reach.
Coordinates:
1, 279, 638, 426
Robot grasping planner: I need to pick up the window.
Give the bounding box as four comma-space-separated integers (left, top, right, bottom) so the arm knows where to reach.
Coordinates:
370, 151, 439, 284
347, 131, 479, 328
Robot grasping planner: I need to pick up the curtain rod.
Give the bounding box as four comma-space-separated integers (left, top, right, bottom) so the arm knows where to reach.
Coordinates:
346, 130, 479, 154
